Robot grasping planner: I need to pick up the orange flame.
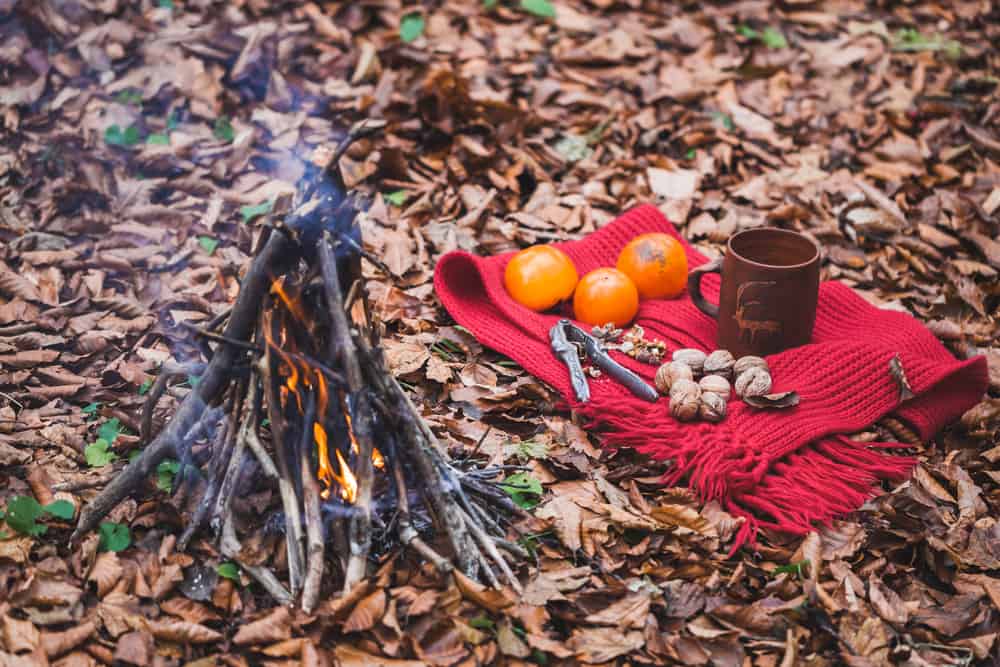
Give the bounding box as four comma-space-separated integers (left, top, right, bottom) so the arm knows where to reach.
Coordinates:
340, 392, 360, 455
270, 277, 309, 324
315, 371, 329, 417
338, 391, 384, 468
315, 421, 335, 500
333, 449, 357, 503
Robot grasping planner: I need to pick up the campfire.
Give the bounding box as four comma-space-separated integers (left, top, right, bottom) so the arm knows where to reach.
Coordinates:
71, 127, 525, 611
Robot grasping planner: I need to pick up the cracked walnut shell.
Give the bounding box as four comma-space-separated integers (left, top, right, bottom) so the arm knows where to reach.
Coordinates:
735, 366, 772, 398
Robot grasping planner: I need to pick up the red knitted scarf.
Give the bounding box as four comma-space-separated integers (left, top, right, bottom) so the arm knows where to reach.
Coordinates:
434, 205, 988, 549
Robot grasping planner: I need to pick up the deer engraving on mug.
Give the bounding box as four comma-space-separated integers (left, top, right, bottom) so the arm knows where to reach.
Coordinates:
733, 281, 781, 345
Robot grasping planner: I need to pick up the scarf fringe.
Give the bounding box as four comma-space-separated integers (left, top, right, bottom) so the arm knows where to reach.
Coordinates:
723, 436, 914, 554
579, 394, 915, 553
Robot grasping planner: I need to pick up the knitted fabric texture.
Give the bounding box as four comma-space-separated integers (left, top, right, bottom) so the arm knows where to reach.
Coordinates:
434, 204, 988, 549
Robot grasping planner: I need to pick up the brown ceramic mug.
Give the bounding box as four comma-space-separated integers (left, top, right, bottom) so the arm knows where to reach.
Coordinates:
688, 228, 821, 358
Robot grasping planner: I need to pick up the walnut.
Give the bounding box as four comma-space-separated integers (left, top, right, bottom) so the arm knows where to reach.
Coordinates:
699, 375, 731, 397
735, 366, 772, 398
672, 348, 707, 375
655, 361, 693, 395
669, 379, 701, 422
734, 355, 769, 376
703, 350, 735, 379
699, 391, 727, 423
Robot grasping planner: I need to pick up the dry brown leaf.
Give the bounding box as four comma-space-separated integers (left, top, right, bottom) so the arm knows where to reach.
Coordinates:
159, 598, 221, 625
147, 619, 222, 644
233, 606, 291, 645
867, 575, 908, 626
535, 495, 583, 552
332, 645, 424, 667
113, 630, 154, 666
40, 621, 96, 658
452, 571, 513, 612
3, 614, 40, 653
342, 590, 386, 634
567, 626, 644, 663
86, 552, 122, 599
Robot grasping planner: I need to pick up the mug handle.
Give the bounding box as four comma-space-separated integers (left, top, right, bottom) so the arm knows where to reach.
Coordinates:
688, 258, 722, 319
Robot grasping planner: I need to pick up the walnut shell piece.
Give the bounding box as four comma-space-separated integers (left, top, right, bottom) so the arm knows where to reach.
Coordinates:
672, 348, 707, 375
669, 378, 701, 422
699, 392, 727, 423
703, 350, 735, 379
734, 367, 773, 398
734, 355, 769, 376
699, 375, 731, 397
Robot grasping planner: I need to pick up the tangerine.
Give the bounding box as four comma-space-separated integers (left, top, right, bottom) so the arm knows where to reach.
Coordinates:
616, 233, 688, 299
573, 268, 639, 327
504, 245, 578, 312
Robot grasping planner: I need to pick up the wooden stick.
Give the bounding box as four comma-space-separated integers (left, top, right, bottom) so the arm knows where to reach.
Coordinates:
319, 233, 375, 592
260, 348, 307, 596
298, 392, 326, 613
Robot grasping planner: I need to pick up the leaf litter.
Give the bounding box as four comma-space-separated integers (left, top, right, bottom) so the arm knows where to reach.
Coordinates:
0, 0, 998, 665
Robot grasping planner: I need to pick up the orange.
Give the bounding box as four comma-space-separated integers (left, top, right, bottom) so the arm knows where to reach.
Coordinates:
616, 233, 688, 299
573, 268, 639, 327
504, 245, 579, 312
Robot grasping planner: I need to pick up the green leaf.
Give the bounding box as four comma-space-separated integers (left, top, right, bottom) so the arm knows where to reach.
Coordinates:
129, 449, 142, 463
187, 374, 201, 387
217, 561, 241, 582
553, 134, 593, 163
166, 111, 180, 131
531, 648, 549, 664
82, 402, 100, 419
773, 559, 810, 578
158, 0, 174, 8
240, 200, 272, 223
98, 418, 122, 444
709, 111, 734, 132
520, 0, 555, 18
114, 89, 143, 105
124, 126, 141, 146
85, 439, 118, 468
499, 472, 544, 509
197, 236, 219, 255
98, 522, 131, 552
146, 133, 170, 146
516, 440, 549, 460
5, 496, 47, 536
400, 12, 425, 43
891, 29, 961, 58
469, 614, 495, 631
384, 190, 409, 206
213, 116, 235, 143
156, 459, 181, 492
138, 378, 153, 395
483, 0, 498, 8
685, 148, 696, 159
736, 24, 758, 39
760, 27, 788, 49
43, 500, 75, 520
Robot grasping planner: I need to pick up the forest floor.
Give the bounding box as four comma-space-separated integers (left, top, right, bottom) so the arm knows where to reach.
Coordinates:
1, 0, 999, 665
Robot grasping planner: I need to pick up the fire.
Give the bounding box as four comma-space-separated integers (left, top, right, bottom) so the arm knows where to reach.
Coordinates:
339, 391, 384, 468
332, 449, 358, 503
315, 421, 335, 499
314, 422, 358, 503
270, 277, 309, 324
340, 392, 360, 455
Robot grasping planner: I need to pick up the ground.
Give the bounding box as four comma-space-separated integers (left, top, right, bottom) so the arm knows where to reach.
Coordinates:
1, 0, 999, 665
